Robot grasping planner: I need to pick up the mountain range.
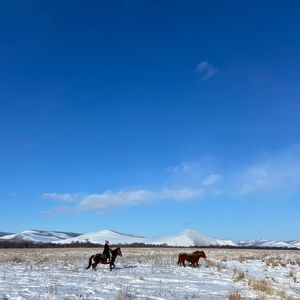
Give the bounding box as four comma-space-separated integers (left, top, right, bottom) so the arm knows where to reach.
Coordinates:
53, 229, 237, 247
1, 229, 299, 249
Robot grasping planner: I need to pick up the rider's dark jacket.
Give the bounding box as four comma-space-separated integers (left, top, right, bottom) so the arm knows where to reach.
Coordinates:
103, 243, 111, 259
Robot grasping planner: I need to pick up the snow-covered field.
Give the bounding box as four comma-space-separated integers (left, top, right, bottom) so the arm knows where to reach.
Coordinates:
0, 248, 299, 299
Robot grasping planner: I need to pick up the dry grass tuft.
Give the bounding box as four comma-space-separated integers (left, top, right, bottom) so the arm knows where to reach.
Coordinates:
263, 255, 288, 268
238, 254, 261, 263
276, 289, 293, 300
248, 279, 273, 295
287, 270, 297, 283
9, 256, 26, 263
255, 296, 268, 300
264, 257, 281, 267
228, 290, 242, 300
205, 259, 225, 271
233, 268, 245, 282
238, 256, 247, 263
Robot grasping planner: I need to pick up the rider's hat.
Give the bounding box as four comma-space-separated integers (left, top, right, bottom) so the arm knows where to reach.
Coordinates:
105, 240, 109, 243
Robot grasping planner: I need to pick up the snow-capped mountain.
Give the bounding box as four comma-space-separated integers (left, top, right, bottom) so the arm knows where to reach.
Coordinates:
0, 230, 80, 243
289, 241, 300, 248
149, 229, 217, 247
236, 239, 300, 249
55, 229, 237, 247
149, 229, 237, 247
54, 230, 146, 245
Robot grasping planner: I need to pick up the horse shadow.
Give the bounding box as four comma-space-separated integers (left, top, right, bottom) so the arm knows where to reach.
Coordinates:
113, 265, 138, 270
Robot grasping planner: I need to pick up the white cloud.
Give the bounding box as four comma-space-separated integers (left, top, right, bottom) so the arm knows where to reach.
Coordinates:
238, 145, 300, 196
43, 187, 203, 214
8, 192, 19, 197
79, 188, 203, 210
167, 145, 300, 198
195, 61, 218, 81
79, 190, 155, 210
202, 174, 221, 185
40, 207, 75, 216
42, 193, 79, 202
167, 162, 200, 174
161, 188, 203, 200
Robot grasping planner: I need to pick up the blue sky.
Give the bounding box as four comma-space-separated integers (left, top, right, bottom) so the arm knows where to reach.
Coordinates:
1, 1, 300, 240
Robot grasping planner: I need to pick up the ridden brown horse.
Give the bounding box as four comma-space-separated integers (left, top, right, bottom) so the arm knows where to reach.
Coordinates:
86, 247, 122, 271
177, 250, 206, 267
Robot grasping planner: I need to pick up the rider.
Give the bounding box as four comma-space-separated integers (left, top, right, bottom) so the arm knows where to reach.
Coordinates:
102, 240, 111, 262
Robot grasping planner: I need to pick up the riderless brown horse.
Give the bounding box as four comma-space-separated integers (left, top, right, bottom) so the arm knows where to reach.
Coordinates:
177, 250, 206, 267
86, 247, 122, 271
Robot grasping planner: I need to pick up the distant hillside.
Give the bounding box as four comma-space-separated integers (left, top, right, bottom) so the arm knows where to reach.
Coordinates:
0, 230, 81, 243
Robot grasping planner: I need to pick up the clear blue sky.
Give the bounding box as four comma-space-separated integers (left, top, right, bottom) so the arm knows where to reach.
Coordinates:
1, 1, 300, 240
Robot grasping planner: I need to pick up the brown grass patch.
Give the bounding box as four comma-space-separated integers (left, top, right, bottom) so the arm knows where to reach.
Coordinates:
255, 296, 268, 300
205, 259, 225, 271
248, 279, 273, 295
233, 268, 245, 282
286, 270, 297, 283
228, 290, 242, 300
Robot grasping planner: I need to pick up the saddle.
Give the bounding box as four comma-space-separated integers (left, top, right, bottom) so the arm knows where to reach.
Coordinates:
99, 253, 110, 263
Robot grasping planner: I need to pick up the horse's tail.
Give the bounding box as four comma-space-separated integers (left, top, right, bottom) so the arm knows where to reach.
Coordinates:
86, 255, 94, 269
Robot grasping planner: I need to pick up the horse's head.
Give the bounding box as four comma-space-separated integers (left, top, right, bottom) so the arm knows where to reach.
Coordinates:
117, 247, 122, 257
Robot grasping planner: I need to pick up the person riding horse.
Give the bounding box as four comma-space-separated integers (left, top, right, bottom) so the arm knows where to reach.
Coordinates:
86, 246, 122, 271
102, 240, 111, 262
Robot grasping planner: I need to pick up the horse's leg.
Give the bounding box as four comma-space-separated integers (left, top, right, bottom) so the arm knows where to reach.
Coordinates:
109, 262, 115, 271
177, 255, 181, 266
92, 261, 97, 270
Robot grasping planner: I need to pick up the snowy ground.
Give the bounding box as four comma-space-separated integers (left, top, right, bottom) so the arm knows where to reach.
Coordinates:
0, 248, 299, 299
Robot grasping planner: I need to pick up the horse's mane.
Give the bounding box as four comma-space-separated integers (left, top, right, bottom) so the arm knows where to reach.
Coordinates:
192, 250, 206, 258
